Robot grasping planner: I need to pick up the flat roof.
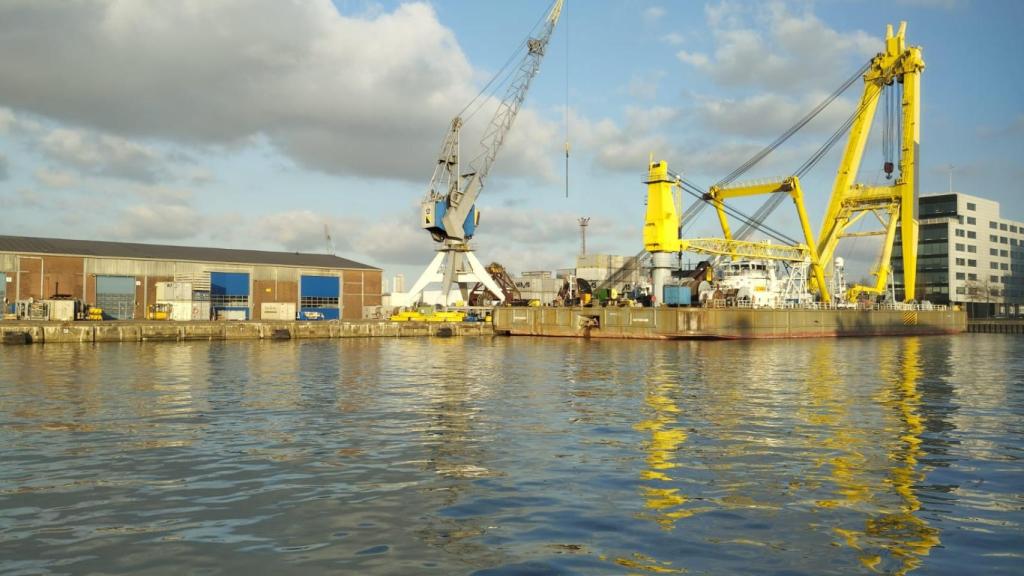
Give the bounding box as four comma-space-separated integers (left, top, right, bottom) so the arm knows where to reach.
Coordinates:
0, 235, 379, 270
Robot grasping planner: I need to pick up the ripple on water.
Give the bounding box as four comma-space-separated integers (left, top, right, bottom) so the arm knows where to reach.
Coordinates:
0, 336, 1022, 575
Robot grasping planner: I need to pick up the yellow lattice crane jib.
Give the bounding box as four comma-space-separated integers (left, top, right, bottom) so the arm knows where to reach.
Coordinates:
816, 22, 924, 302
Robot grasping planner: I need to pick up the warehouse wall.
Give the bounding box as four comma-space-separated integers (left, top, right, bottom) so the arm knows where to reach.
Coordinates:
1, 250, 379, 319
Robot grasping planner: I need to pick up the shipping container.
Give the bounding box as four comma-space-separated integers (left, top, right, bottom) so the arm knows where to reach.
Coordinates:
261, 302, 297, 320
155, 282, 193, 301
663, 285, 692, 307
191, 301, 211, 321
45, 299, 77, 321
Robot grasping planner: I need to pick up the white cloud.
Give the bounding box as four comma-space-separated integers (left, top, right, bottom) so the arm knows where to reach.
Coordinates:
0, 108, 13, 133
40, 128, 167, 182
676, 50, 710, 67
34, 168, 78, 189
105, 204, 204, 241
0, 153, 8, 181
678, 3, 878, 90
661, 32, 685, 46
0, 1, 559, 183
693, 92, 856, 138
644, 6, 667, 23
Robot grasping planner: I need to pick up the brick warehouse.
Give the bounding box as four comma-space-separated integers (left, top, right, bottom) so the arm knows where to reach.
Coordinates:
0, 235, 381, 321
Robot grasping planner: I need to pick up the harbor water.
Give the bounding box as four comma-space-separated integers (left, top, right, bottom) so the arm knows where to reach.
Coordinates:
1, 335, 1021, 574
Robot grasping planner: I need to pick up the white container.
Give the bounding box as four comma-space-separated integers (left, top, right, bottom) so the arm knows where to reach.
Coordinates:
191, 301, 211, 321
161, 300, 193, 321
217, 309, 247, 321
260, 302, 296, 320
155, 282, 192, 302
45, 300, 77, 321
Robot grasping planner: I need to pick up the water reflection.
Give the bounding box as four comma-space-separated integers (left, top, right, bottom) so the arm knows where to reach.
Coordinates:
0, 336, 1021, 575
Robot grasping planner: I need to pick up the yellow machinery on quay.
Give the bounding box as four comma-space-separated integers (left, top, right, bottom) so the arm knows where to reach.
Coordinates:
644, 22, 925, 306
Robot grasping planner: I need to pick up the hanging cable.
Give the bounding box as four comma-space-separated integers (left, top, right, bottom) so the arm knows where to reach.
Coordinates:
795, 82, 883, 178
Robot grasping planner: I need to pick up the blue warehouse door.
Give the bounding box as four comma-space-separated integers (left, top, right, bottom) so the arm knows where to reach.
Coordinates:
210, 272, 250, 320
96, 275, 136, 320
300, 275, 340, 320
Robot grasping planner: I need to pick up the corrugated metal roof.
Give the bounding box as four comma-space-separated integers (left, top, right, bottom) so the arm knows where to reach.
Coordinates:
0, 235, 379, 270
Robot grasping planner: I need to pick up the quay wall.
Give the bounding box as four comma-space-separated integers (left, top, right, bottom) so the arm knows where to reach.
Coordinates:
493, 306, 967, 339
967, 319, 1024, 334
0, 320, 491, 345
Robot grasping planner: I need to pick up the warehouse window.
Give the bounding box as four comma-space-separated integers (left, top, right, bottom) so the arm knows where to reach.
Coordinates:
300, 295, 340, 308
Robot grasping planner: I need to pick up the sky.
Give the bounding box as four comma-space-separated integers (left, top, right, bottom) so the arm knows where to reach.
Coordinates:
1, 0, 1022, 287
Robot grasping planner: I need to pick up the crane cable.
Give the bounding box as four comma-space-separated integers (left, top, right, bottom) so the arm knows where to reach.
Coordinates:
716, 61, 871, 188
457, 0, 556, 123
670, 171, 801, 245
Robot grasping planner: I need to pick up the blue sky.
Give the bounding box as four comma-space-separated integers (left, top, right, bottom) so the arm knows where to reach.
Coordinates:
1, 0, 1021, 285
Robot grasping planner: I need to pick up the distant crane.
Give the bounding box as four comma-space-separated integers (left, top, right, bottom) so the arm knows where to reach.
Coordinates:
406, 0, 564, 307
323, 224, 336, 255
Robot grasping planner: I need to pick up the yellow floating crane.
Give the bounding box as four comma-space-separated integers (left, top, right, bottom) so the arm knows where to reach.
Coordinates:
644, 22, 924, 304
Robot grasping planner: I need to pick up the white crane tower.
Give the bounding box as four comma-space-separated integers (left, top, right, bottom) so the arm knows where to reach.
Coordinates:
405, 0, 564, 307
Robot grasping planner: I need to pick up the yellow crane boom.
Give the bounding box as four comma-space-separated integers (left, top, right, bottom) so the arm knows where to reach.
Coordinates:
817, 22, 924, 302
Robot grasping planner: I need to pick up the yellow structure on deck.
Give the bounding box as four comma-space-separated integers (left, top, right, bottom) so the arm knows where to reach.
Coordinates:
817, 22, 924, 302
645, 22, 923, 304
644, 162, 831, 303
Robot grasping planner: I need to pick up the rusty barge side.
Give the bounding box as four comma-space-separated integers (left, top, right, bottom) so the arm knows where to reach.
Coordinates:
492, 306, 967, 340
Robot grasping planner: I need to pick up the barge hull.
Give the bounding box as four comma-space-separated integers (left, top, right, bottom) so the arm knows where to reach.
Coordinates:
493, 306, 966, 340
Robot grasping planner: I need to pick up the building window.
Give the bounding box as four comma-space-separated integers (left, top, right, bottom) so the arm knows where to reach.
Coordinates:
991, 248, 1000, 256
991, 221, 998, 229
956, 286, 966, 295
991, 275, 1000, 283
992, 262, 1000, 269
956, 229, 965, 237
968, 231, 976, 239
956, 272, 965, 280
991, 235, 999, 242
1001, 236, 1009, 244
1012, 225, 1019, 233
967, 216, 977, 225
1000, 223, 1008, 231
967, 202, 976, 211
968, 260, 977, 267
956, 243, 965, 251
1002, 263, 1009, 270
968, 245, 976, 253
1001, 249, 1009, 257
956, 258, 965, 266
968, 273, 977, 280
